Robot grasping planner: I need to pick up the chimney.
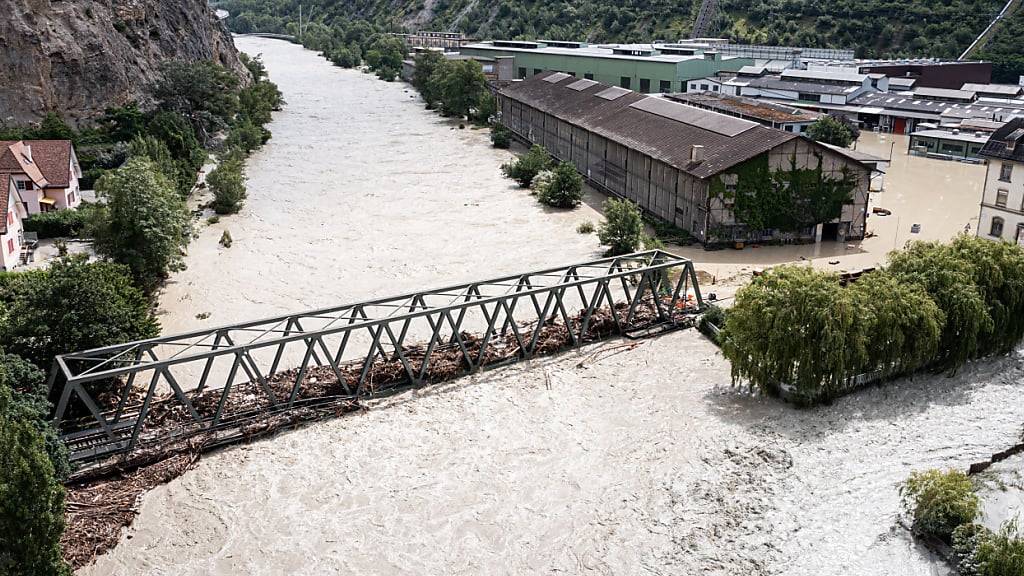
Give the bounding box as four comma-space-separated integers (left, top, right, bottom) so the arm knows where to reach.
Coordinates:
690, 144, 705, 163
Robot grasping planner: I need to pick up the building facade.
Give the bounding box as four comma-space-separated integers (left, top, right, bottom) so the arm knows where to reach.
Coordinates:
498, 73, 872, 246
978, 119, 1024, 245
0, 140, 82, 214
460, 41, 752, 94
0, 174, 28, 271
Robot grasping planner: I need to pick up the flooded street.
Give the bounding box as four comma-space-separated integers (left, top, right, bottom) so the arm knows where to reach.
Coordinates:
82, 37, 1024, 575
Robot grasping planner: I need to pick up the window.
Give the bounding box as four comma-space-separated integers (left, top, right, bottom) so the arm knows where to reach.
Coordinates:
6, 212, 11, 225
533, 68, 542, 76
1000, 162, 1013, 183
6, 239, 12, 254
639, 78, 650, 93
991, 216, 1005, 238
620, 77, 631, 89
997, 189, 1009, 207
700, 83, 709, 91
518, 67, 526, 79
584, 73, 594, 80
784, 125, 794, 132
713, 85, 719, 92
690, 83, 698, 91
798, 93, 821, 102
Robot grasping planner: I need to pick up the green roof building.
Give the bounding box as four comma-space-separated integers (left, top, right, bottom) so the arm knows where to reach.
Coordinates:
460, 40, 753, 94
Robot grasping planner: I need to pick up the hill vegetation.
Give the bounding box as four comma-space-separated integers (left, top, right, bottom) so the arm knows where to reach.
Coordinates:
221, 0, 1007, 60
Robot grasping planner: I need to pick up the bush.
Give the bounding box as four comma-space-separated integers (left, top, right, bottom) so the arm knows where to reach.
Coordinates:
901, 469, 979, 541
501, 144, 551, 188
220, 229, 233, 248
22, 207, 92, 239
0, 352, 70, 481
491, 124, 512, 149
535, 161, 584, 208
576, 221, 595, 234
597, 197, 644, 256
225, 120, 269, 155
953, 521, 1024, 576
208, 154, 247, 215
0, 255, 159, 372
0, 384, 70, 576
807, 115, 856, 147
698, 304, 727, 344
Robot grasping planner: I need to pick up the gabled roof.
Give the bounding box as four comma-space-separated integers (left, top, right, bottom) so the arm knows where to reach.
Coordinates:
0, 174, 12, 235
0, 141, 49, 187
979, 117, 1024, 163
499, 72, 800, 179
22, 140, 74, 188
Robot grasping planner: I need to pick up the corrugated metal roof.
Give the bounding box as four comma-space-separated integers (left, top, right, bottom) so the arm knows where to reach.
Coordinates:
629, 97, 757, 137
499, 72, 801, 179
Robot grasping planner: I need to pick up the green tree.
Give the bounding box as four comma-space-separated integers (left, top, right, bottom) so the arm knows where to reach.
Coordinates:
208, 154, 248, 214
436, 60, 489, 118
721, 265, 866, 403
364, 35, 406, 81
0, 385, 70, 576
226, 119, 268, 155
491, 124, 512, 149
128, 135, 195, 196
93, 157, 191, 290
146, 110, 207, 173
597, 197, 645, 256
806, 115, 856, 148
153, 61, 241, 143
101, 104, 147, 143
535, 161, 584, 208
0, 352, 70, 481
32, 112, 76, 142
888, 241, 994, 371
0, 256, 159, 370
501, 144, 551, 187
412, 51, 449, 107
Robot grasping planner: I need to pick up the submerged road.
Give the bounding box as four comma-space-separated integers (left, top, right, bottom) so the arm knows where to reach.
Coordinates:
82, 37, 1024, 576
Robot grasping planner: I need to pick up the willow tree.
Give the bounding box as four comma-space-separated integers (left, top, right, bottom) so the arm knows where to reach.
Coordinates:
720, 265, 866, 403
888, 241, 994, 371
949, 235, 1024, 354
846, 270, 944, 377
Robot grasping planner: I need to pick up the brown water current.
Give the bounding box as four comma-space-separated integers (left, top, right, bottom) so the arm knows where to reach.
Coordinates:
81, 37, 1024, 575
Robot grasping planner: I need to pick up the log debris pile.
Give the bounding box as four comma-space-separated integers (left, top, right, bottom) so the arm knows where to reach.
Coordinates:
62, 297, 692, 568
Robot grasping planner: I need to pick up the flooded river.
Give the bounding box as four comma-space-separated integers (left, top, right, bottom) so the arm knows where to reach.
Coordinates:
82, 37, 1024, 575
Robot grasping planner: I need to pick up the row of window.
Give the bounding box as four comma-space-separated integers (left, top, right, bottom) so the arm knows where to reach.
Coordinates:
688, 82, 721, 93
516, 68, 683, 93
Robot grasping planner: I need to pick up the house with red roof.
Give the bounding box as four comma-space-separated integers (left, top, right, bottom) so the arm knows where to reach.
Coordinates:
0, 140, 82, 215
0, 173, 29, 271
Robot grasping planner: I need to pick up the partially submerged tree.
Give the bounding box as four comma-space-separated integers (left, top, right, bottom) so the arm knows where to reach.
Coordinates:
535, 161, 584, 208
501, 144, 551, 188
208, 153, 248, 215
436, 60, 489, 119
597, 198, 644, 256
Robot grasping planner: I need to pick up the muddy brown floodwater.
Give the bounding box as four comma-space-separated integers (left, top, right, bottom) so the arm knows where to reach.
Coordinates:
81, 37, 1024, 575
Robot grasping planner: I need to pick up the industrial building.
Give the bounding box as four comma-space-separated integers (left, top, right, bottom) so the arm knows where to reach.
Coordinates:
665, 92, 822, 133
497, 72, 874, 247
908, 129, 990, 161
459, 40, 752, 94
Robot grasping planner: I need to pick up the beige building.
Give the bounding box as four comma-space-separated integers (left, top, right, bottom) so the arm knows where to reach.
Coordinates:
977, 118, 1024, 244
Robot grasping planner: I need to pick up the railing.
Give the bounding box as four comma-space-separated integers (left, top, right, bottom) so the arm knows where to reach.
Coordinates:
51, 251, 703, 467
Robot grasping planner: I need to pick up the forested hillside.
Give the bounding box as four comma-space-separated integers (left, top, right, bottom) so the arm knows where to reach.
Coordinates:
976, 7, 1024, 83
219, 0, 1008, 59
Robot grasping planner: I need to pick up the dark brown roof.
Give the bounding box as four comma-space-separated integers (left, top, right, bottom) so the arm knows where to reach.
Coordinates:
0, 141, 49, 187
500, 72, 799, 179
980, 117, 1024, 163
665, 92, 822, 125
23, 140, 73, 188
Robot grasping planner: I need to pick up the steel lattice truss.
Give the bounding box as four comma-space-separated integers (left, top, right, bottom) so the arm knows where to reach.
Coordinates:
51, 251, 702, 465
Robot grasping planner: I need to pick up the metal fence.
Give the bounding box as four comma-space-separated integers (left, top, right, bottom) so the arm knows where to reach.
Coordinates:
51, 251, 703, 466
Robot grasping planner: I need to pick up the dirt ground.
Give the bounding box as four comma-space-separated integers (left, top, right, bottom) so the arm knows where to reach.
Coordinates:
79, 36, 1024, 575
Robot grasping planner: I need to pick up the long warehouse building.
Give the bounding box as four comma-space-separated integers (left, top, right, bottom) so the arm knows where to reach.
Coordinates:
497, 72, 874, 246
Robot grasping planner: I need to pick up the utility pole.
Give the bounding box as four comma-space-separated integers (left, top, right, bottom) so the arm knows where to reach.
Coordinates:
298, 4, 302, 42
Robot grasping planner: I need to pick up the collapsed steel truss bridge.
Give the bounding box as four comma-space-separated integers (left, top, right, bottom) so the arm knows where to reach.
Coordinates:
51, 251, 703, 467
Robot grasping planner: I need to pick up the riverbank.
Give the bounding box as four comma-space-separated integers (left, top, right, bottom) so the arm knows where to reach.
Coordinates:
77, 37, 1024, 575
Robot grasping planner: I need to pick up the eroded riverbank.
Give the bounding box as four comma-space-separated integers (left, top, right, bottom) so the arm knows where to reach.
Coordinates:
80, 37, 1024, 575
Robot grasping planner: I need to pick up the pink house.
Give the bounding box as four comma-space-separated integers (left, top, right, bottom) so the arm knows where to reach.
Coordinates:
0, 140, 82, 214
0, 173, 29, 271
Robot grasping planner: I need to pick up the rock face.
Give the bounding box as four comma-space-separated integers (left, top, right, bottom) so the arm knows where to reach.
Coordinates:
0, 0, 246, 126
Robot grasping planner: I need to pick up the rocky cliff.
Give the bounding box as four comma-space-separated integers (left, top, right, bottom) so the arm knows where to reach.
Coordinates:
0, 0, 246, 126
